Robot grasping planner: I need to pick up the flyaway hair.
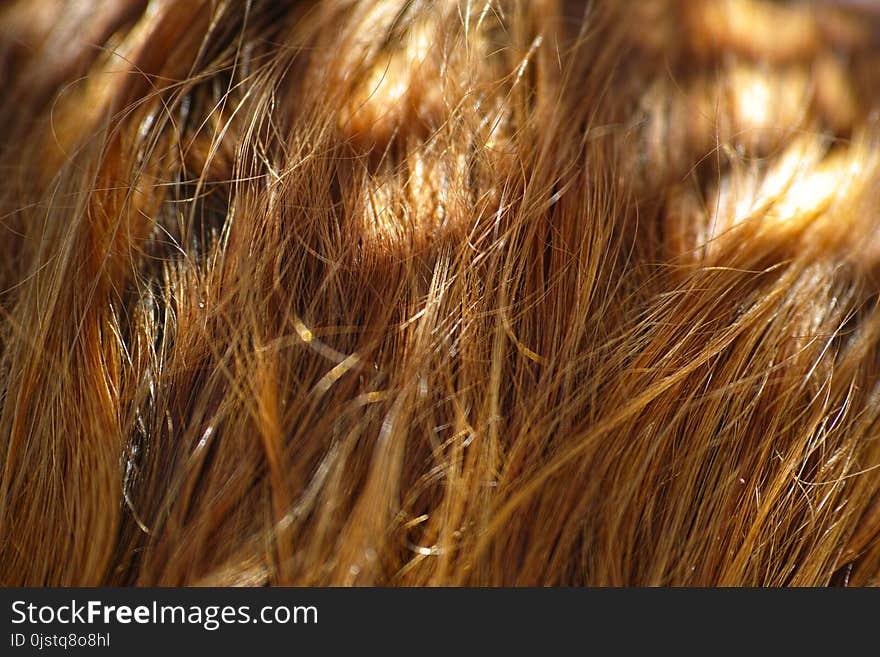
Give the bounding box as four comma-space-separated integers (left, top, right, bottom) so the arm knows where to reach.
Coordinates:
3, 0, 880, 585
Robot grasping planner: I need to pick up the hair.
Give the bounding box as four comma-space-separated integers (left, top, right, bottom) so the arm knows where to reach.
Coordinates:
2, 0, 880, 586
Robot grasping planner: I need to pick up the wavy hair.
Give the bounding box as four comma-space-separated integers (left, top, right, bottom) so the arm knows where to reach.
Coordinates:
2, 0, 880, 585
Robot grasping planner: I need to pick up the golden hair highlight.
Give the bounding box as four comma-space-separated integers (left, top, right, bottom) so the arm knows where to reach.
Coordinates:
3, 0, 880, 586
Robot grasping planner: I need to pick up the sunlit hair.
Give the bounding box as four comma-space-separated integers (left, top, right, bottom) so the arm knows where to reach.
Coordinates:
2, 0, 880, 586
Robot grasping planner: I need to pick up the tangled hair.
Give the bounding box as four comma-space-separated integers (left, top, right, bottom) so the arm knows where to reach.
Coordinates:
3, 0, 880, 586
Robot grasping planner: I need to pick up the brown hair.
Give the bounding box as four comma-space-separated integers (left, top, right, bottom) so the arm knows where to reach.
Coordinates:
2, 0, 880, 585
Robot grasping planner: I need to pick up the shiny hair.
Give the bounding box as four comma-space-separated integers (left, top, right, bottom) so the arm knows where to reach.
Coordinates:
2, 0, 880, 585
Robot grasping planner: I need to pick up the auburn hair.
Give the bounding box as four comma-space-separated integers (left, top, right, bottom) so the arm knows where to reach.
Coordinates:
2, 0, 880, 586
